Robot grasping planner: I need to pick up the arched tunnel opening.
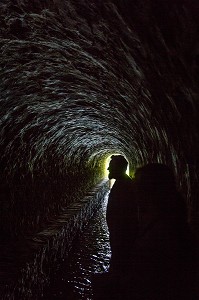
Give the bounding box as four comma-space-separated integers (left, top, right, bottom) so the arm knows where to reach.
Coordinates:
0, 0, 199, 298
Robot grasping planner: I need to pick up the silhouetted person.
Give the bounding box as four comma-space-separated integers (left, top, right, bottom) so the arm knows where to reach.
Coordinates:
92, 155, 138, 300
106, 155, 138, 275
122, 163, 197, 300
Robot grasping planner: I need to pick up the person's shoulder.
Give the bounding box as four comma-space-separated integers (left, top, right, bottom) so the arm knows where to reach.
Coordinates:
125, 175, 135, 186
123, 174, 133, 182
121, 176, 135, 194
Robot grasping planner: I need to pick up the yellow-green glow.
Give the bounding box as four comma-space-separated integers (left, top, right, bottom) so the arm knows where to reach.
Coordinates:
104, 154, 129, 179
126, 164, 130, 176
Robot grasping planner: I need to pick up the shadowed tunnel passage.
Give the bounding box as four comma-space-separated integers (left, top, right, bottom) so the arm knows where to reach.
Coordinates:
0, 0, 199, 298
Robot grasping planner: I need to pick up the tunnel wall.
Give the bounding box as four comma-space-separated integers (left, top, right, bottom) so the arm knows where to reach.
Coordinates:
0, 0, 199, 243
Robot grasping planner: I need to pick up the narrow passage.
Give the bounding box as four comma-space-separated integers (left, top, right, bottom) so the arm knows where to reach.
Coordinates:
41, 192, 111, 300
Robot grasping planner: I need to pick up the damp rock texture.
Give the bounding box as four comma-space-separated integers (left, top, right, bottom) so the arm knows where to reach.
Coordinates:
0, 0, 199, 239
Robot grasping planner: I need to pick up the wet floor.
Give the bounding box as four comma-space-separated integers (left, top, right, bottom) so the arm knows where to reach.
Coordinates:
41, 191, 111, 300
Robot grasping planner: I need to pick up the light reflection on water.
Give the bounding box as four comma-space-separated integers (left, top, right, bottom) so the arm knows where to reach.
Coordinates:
68, 191, 111, 299
42, 192, 111, 300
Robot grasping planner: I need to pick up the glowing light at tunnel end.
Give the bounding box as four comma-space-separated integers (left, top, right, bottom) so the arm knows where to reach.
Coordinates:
104, 153, 130, 179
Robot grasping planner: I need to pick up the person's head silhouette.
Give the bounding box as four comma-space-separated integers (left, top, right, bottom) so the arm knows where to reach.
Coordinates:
135, 163, 176, 193
107, 155, 128, 180
135, 163, 187, 220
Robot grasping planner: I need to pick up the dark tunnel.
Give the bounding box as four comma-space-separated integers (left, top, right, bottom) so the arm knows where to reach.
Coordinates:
0, 0, 199, 298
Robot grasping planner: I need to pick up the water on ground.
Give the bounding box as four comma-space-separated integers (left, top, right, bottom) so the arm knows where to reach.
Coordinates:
41, 192, 111, 300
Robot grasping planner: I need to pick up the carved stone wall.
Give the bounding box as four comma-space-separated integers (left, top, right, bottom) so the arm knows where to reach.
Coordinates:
0, 0, 199, 238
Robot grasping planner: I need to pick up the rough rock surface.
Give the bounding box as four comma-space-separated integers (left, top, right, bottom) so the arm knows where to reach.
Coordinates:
0, 0, 199, 239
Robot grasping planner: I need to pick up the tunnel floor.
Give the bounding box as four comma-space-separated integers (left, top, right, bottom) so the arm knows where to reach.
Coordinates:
40, 192, 111, 300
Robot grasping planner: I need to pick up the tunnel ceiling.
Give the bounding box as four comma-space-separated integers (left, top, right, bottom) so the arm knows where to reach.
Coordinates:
0, 0, 199, 180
